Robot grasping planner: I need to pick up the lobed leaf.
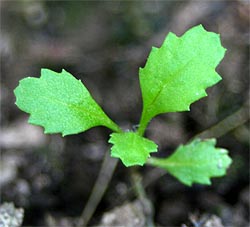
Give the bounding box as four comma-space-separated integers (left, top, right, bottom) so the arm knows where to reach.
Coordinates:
14, 69, 120, 136
148, 138, 232, 186
139, 25, 226, 134
109, 132, 158, 167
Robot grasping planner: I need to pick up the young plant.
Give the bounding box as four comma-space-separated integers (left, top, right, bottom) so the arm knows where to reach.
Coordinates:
14, 25, 232, 186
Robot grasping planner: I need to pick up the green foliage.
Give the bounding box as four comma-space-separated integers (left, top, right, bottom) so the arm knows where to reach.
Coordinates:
109, 132, 157, 167
14, 25, 232, 186
14, 69, 121, 136
148, 139, 232, 186
138, 25, 226, 135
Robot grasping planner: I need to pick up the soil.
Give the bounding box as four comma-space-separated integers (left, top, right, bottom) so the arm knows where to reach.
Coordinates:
1, 1, 249, 227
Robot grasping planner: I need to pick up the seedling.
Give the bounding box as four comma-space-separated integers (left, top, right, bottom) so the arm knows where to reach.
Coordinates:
14, 25, 232, 186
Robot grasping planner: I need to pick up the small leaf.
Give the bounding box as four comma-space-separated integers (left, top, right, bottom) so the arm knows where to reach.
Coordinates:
109, 132, 158, 167
138, 25, 226, 134
14, 68, 120, 136
148, 138, 232, 186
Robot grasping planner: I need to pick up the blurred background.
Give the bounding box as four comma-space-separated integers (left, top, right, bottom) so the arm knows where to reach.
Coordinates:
0, 1, 249, 226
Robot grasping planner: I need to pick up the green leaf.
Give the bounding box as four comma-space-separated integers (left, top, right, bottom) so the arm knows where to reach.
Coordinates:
14, 68, 121, 136
109, 132, 158, 167
138, 25, 226, 135
148, 138, 232, 186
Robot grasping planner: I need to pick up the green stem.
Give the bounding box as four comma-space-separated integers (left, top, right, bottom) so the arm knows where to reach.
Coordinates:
137, 109, 152, 136
147, 157, 169, 169
107, 119, 123, 133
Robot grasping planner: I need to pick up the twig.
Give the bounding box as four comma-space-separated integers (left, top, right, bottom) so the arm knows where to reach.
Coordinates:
130, 168, 155, 227
77, 149, 118, 227
194, 102, 249, 140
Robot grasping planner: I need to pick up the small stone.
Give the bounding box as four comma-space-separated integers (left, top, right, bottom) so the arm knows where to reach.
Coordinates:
0, 203, 24, 227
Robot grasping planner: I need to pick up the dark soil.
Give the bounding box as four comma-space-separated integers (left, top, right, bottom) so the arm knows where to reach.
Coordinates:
1, 1, 249, 227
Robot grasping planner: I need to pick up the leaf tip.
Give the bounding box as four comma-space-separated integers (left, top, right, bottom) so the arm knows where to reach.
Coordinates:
41, 68, 52, 75
61, 68, 70, 74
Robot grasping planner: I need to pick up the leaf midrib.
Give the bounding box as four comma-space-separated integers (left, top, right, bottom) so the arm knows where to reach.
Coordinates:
32, 79, 106, 121
143, 31, 206, 115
